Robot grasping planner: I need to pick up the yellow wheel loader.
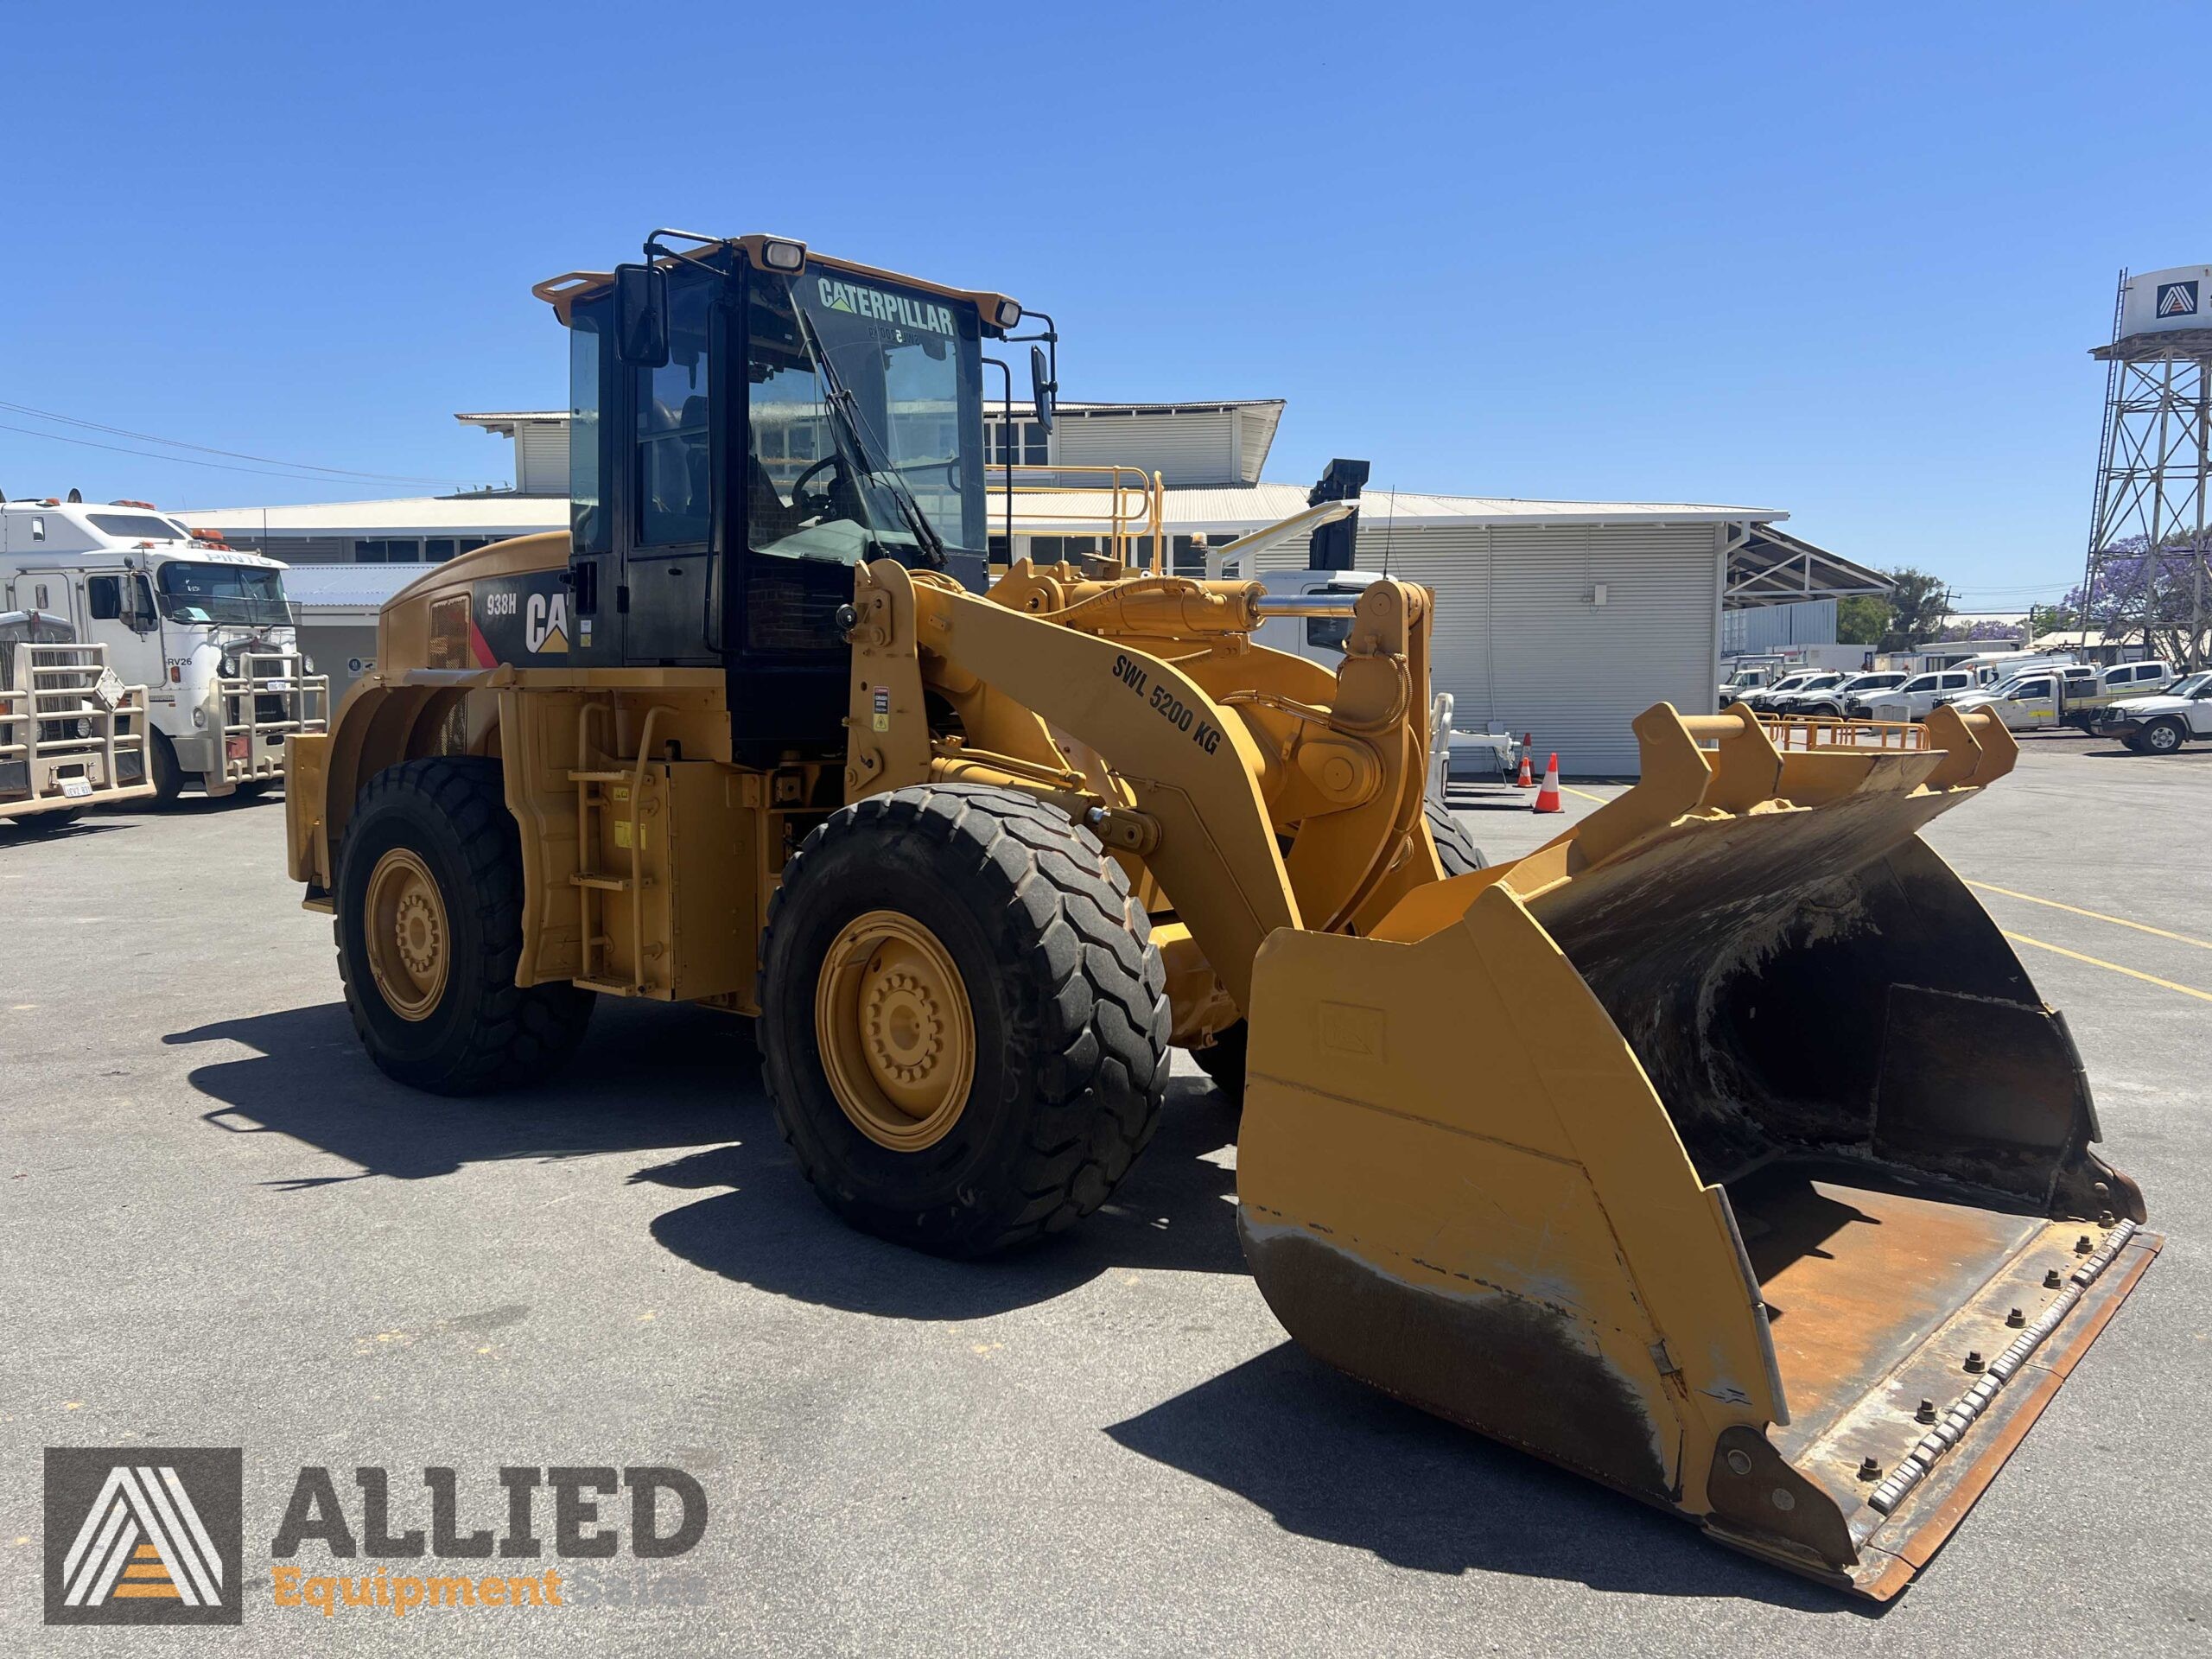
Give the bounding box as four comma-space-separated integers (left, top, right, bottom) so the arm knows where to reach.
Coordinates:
281, 232, 2157, 1599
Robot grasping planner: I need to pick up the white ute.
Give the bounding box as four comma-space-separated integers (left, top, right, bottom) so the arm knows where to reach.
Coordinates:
2088, 669, 2212, 754
1, 497, 328, 801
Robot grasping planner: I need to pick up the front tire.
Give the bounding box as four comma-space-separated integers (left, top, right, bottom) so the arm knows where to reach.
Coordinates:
334, 757, 593, 1094
149, 730, 186, 804
2143, 718, 2187, 755
760, 785, 1170, 1256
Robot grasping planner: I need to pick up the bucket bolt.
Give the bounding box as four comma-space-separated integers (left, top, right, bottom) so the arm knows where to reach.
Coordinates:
1964, 1351, 1986, 1373
2099, 1210, 2115, 1226
2075, 1236, 2094, 1255
1858, 1456, 1882, 1481
2044, 1268, 2063, 1288
1916, 1399, 1938, 1424
2006, 1307, 2026, 1327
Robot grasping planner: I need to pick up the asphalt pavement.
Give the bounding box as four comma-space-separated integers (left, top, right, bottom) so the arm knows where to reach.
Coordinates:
2, 730, 2205, 1656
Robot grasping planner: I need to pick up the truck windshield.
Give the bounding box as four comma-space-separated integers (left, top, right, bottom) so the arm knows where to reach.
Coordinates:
2167, 671, 2212, 697
155, 561, 292, 626
759, 270, 985, 569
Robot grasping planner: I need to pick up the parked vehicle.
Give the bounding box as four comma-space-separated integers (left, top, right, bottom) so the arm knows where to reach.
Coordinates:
1, 498, 329, 801
1950, 660, 2177, 732
2088, 670, 2212, 754
0, 610, 152, 828
1760, 671, 1854, 716
1869, 666, 1980, 723
1799, 671, 1908, 718
1737, 671, 1822, 714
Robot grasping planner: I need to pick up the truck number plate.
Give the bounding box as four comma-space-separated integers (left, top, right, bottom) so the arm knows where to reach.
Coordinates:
60, 778, 92, 798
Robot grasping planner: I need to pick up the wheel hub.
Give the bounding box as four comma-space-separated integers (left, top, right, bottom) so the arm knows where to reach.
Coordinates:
363, 848, 450, 1022
817, 911, 976, 1150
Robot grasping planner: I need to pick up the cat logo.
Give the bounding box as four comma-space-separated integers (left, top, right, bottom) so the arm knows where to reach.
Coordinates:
44, 1447, 243, 1626
525, 591, 570, 653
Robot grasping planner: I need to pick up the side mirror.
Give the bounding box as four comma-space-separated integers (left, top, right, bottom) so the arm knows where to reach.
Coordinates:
614, 264, 670, 368
1029, 345, 1055, 435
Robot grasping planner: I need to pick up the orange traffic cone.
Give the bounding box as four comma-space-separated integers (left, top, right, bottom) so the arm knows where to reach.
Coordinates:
1532, 753, 1563, 813
1515, 750, 1535, 788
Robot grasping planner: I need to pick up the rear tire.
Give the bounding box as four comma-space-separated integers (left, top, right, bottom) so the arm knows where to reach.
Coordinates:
760, 785, 1171, 1256
149, 730, 186, 804
1425, 798, 1490, 875
334, 757, 593, 1095
2143, 718, 2187, 755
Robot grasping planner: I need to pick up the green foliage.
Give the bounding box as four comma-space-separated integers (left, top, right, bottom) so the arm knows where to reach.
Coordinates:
1880, 569, 1949, 651
1836, 594, 1889, 645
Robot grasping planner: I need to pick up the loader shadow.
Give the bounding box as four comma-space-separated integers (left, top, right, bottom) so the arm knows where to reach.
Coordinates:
633, 1076, 1246, 1320
168, 996, 754, 1181
169, 997, 1248, 1316
1107, 1344, 1867, 1611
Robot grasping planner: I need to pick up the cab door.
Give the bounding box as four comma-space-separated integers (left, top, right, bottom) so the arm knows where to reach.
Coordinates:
2007, 676, 2056, 728
616, 270, 725, 667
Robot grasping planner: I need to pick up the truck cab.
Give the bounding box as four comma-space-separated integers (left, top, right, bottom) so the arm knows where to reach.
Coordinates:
0, 499, 327, 798
1870, 665, 1979, 723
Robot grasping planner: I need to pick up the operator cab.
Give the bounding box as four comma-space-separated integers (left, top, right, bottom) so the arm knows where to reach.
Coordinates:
541, 233, 1029, 757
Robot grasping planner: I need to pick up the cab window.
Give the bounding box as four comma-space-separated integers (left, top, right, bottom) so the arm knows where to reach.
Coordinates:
2012, 678, 2051, 699
636, 280, 712, 547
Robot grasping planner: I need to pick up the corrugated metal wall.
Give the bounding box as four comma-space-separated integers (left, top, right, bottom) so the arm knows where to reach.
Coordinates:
1057, 412, 1239, 486
1261, 521, 1723, 775
219, 536, 353, 564
1723, 596, 1836, 653
515, 423, 569, 494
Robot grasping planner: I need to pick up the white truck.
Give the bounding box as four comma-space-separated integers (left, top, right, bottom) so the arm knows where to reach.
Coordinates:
0, 498, 327, 801
2086, 669, 2212, 754
1948, 660, 2176, 732
1868, 665, 1982, 724
0, 609, 153, 830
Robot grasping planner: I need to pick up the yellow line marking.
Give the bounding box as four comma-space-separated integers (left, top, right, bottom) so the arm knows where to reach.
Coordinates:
2002, 931, 2212, 1003
1967, 880, 2212, 951
1560, 785, 1611, 804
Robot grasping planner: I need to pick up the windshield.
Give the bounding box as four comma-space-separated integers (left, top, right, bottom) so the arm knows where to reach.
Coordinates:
90, 512, 192, 543
2163, 671, 2212, 697
746, 270, 984, 575
1767, 675, 1812, 693
154, 561, 291, 626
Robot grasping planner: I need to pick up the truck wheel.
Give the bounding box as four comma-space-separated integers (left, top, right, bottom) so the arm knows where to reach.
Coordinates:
1195, 799, 1489, 1114
1425, 798, 1490, 875
334, 757, 593, 1095
2143, 718, 2187, 755
149, 730, 186, 804
760, 785, 1170, 1256
10, 807, 86, 836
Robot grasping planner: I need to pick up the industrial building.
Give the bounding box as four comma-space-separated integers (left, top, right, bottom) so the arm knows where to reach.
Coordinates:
187, 402, 1885, 774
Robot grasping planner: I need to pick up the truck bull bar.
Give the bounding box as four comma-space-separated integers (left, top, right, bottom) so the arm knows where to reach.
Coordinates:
213, 651, 330, 787
0, 641, 153, 819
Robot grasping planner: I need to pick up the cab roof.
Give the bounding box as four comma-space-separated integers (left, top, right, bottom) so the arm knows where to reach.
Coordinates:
531, 233, 1021, 334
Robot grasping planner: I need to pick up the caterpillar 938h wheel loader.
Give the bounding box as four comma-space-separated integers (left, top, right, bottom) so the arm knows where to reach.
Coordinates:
281, 231, 2156, 1599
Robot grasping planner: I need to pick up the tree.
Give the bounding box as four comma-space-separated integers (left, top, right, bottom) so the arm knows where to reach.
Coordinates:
2068, 535, 2212, 667
1879, 569, 1949, 652
1836, 594, 1889, 645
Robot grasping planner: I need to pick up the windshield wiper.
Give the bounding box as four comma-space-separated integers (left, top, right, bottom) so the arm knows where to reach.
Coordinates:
792, 306, 948, 569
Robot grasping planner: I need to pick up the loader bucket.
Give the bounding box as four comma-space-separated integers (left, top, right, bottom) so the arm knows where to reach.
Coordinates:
1236, 703, 2158, 1599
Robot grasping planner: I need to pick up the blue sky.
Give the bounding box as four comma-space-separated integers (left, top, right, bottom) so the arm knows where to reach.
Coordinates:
4, 1, 2205, 608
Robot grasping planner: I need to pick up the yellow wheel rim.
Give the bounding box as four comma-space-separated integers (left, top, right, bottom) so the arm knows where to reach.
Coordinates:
815, 909, 976, 1151
364, 847, 450, 1022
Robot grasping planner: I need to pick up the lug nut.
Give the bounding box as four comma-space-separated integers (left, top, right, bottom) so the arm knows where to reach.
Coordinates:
2007, 1307, 2026, 1327
1964, 1351, 1986, 1373
1916, 1399, 1938, 1424
2044, 1268, 2063, 1288
2099, 1210, 2115, 1226
1859, 1456, 1882, 1480
2075, 1236, 2094, 1254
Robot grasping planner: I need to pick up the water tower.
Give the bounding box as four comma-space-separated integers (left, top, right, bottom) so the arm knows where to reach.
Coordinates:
2080, 266, 2212, 669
